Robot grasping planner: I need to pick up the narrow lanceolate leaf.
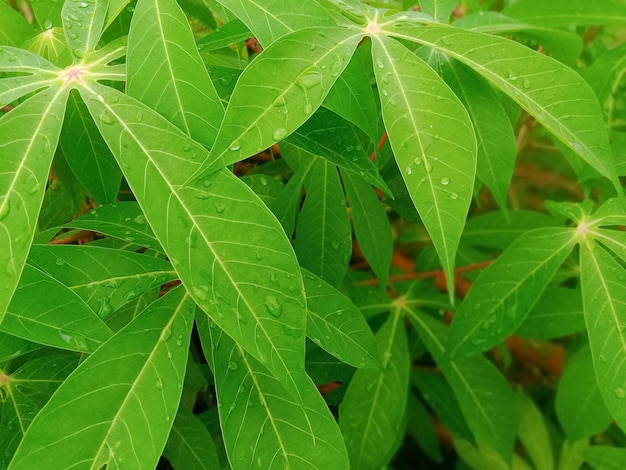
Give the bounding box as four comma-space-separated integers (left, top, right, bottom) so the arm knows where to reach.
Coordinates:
128, 0, 224, 147
447, 227, 576, 358
302, 269, 380, 369
1, 264, 113, 352
27, 245, 177, 317
61, 0, 108, 57
0, 86, 68, 321
501, 0, 626, 27
66, 202, 160, 249
295, 159, 352, 287
409, 311, 517, 462
80, 84, 308, 402
339, 311, 409, 470
60, 90, 122, 204
418, 0, 458, 22
371, 35, 477, 295
0, 3, 35, 47
342, 170, 393, 286
214, 0, 342, 46
206, 324, 350, 470
0, 48, 60, 107
580, 241, 626, 433
9, 287, 195, 470
162, 406, 220, 470
381, 24, 620, 190
556, 346, 612, 441
442, 59, 516, 210
517, 391, 554, 470
189, 27, 362, 179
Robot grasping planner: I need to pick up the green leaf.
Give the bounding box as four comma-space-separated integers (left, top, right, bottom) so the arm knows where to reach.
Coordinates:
163, 405, 220, 470
27, 244, 177, 317
65, 202, 159, 249
556, 346, 612, 441
580, 240, 626, 433
0, 86, 69, 321
381, 24, 620, 191
406, 394, 442, 463
0, 3, 35, 47
0, 333, 41, 363
302, 269, 380, 369
584, 43, 626, 123
409, 311, 517, 461
447, 227, 576, 358
196, 19, 251, 52
0, 353, 79, 468
189, 27, 362, 178
441, 59, 516, 210
342, 170, 393, 285
419, 0, 458, 22
203, 322, 350, 469
127, 0, 224, 147
501, 0, 626, 27
516, 287, 584, 339
517, 390, 553, 470
270, 163, 311, 237
9, 287, 194, 470
23, 27, 73, 68
371, 34, 477, 296
61, 0, 108, 57
80, 85, 308, 402
214, 0, 342, 46
339, 311, 410, 470
295, 159, 352, 286
583, 446, 626, 470
60, 90, 122, 203
1, 264, 113, 352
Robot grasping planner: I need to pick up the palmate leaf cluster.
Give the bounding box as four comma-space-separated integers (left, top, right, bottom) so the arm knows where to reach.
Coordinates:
0, 0, 626, 468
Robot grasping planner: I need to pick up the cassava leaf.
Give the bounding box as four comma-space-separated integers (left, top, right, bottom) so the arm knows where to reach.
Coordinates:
80, 84, 309, 402
380, 23, 620, 191
61, 0, 108, 57
9, 287, 194, 470
0, 86, 69, 321
447, 227, 576, 358
501, 0, 626, 27
339, 311, 410, 470
371, 34, 477, 296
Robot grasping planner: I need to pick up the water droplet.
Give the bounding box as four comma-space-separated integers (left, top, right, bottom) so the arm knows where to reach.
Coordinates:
155, 378, 164, 390
192, 286, 208, 301
615, 387, 625, 398
507, 69, 518, 81
203, 178, 212, 188
264, 296, 283, 318
228, 361, 239, 370
214, 203, 226, 214
382, 89, 388, 97
274, 96, 286, 107
330, 239, 341, 251
100, 111, 115, 125
450, 192, 458, 200
405, 166, 412, 175
423, 158, 433, 173
77, 1, 88, 7
133, 214, 146, 225
376, 57, 385, 69
55, 258, 65, 266
229, 141, 241, 151
219, 76, 232, 86
297, 70, 323, 89
273, 128, 288, 140
440, 177, 450, 185
441, 36, 452, 46
522, 78, 531, 89
136, 110, 143, 122
44, 19, 53, 29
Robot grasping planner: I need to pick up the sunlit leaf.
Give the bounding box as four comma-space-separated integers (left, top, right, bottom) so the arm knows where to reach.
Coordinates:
501, 0, 626, 27
9, 287, 194, 469
61, 0, 108, 57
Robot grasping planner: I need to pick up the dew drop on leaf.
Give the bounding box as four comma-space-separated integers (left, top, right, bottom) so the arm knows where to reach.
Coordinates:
55, 258, 65, 266
264, 295, 283, 318
214, 202, 226, 214
440, 177, 450, 185
615, 387, 625, 398
192, 286, 208, 301
297, 70, 323, 90
100, 111, 115, 125
44, 19, 53, 30
405, 166, 412, 175
274, 96, 286, 107
228, 361, 239, 370
155, 378, 164, 390
229, 141, 241, 151
273, 128, 288, 140
522, 78, 531, 89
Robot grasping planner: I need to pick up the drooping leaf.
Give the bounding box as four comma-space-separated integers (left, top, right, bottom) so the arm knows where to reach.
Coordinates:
339, 311, 409, 470
409, 311, 517, 462
302, 269, 380, 369
0, 86, 69, 321
162, 405, 220, 470
517, 390, 553, 470
80, 84, 308, 402
1, 264, 113, 352
447, 227, 576, 358
381, 23, 620, 191
342, 169, 393, 285
556, 346, 612, 441
580, 240, 626, 433
127, 0, 224, 147
9, 287, 194, 470
61, 0, 108, 57
188, 27, 362, 179
203, 321, 350, 469
60, 90, 122, 203
27, 244, 177, 317
295, 159, 352, 286
371, 34, 477, 296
